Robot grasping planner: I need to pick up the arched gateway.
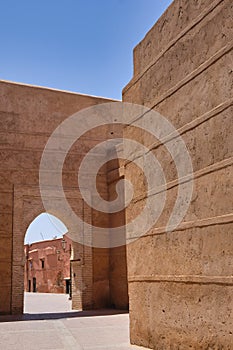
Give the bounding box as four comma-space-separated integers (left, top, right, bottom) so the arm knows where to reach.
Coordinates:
0, 80, 128, 314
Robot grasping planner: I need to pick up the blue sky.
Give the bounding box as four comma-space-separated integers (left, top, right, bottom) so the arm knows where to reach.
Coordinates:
24, 213, 68, 244
0, 0, 172, 100
1, 0, 173, 243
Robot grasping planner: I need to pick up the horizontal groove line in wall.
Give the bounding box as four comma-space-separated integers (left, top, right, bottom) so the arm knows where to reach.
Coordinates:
0, 130, 109, 142
149, 99, 233, 154
13, 185, 85, 190
148, 41, 233, 110
25, 188, 92, 194
0, 130, 52, 138
123, 0, 225, 94
127, 213, 233, 240
0, 146, 110, 156
0, 170, 106, 177
124, 99, 233, 167
131, 156, 233, 204
1, 97, 232, 162
25, 190, 81, 195
128, 274, 233, 286
127, 41, 233, 127
107, 165, 125, 175
107, 175, 124, 186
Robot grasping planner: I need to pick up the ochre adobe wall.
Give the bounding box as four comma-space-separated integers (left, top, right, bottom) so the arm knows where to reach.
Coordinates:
123, 0, 233, 348
108, 157, 129, 309
0, 80, 128, 314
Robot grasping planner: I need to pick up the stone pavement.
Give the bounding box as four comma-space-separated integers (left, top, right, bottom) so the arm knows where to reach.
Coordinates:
0, 293, 147, 350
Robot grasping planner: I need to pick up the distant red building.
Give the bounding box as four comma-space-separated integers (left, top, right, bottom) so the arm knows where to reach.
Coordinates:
24, 234, 72, 295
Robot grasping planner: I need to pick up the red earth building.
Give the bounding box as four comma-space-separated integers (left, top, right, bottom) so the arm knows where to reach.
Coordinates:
24, 234, 72, 295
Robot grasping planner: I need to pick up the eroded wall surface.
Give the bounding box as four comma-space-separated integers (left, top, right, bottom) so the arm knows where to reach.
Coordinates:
123, 0, 233, 348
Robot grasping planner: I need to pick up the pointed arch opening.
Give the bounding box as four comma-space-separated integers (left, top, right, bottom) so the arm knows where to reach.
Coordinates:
23, 213, 73, 314
24, 213, 68, 245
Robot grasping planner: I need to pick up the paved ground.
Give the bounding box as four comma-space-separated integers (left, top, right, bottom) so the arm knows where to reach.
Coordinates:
24, 292, 73, 313
0, 293, 147, 350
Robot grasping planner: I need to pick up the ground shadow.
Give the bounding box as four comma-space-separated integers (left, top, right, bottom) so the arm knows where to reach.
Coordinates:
0, 309, 128, 323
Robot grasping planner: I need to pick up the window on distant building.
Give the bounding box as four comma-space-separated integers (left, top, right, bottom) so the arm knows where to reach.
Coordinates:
29, 260, 33, 269
41, 259, 45, 269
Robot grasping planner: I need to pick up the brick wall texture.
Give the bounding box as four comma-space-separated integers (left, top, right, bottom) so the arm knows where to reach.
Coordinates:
0, 81, 129, 314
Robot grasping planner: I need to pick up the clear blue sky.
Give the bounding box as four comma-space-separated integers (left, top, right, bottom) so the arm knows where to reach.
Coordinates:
24, 213, 68, 244
0, 0, 172, 100
1, 0, 173, 243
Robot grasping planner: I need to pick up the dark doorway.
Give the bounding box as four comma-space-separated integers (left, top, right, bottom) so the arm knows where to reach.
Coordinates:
33, 277, 36, 293
65, 279, 71, 295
